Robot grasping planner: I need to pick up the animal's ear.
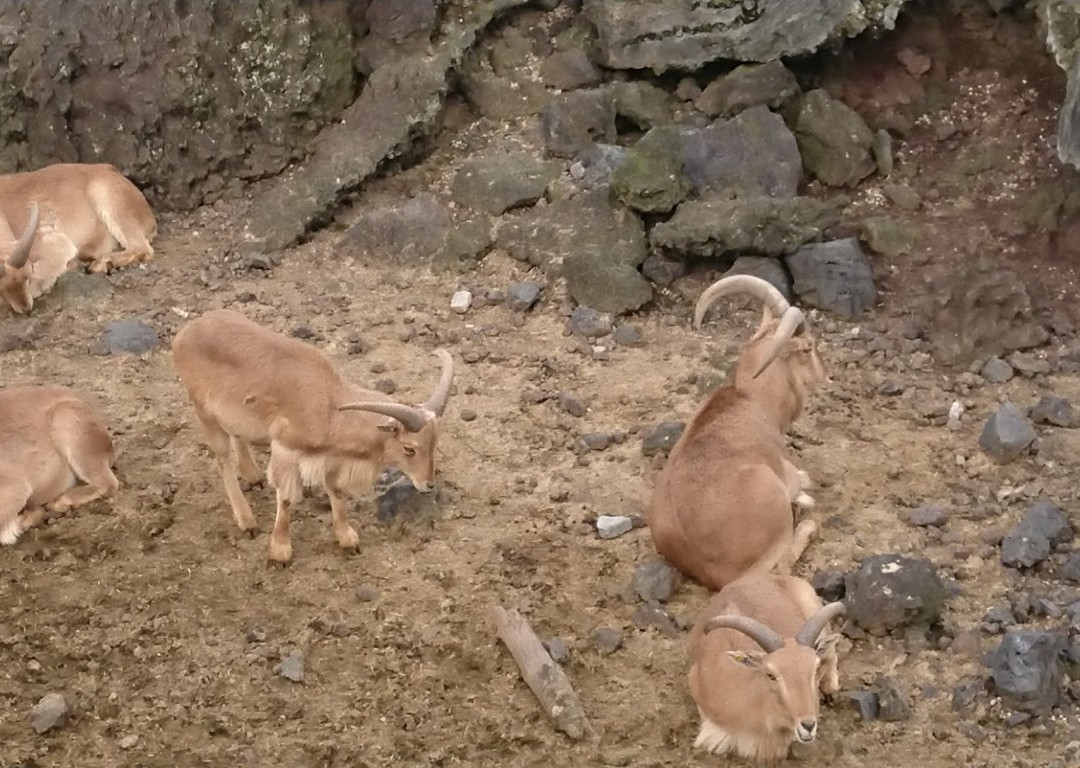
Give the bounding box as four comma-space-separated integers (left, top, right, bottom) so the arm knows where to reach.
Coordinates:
726, 650, 766, 669
376, 420, 401, 435
814, 632, 840, 657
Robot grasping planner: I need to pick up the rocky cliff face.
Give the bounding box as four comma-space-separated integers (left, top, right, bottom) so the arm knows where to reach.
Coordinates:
0, 0, 362, 210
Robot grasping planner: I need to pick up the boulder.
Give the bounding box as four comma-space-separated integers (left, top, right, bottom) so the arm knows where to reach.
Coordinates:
785, 238, 877, 317
585, 0, 908, 71
723, 256, 794, 304
989, 630, 1067, 713
539, 49, 603, 90
978, 402, 1037, 465
844, 555, 947, 636
336, 194, 451, 264
1041, 1, 1080, 169
680, 106, 803, 198
695, 61, 801, 117
451, 153, 561, 215
542, 87, 617, 158
570, 144, 628, 192
612, 81, 677, 130
650, 195, 841, 260
790, 89, 876, 188
613, 125, 691, 213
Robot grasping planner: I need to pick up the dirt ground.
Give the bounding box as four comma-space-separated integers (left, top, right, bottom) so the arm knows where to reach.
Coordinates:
3, 4, 1080, 767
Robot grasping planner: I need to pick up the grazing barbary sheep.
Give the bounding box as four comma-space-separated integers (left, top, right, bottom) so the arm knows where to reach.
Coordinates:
689, 572, 845, 762
648, 275, 827, 590
171, 309, 455, 564
0, 163, 157, 314
0, 385, 119, 545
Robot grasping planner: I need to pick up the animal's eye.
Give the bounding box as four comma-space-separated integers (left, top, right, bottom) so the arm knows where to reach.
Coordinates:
403, 447, 416, 457
764, 670, 778, 682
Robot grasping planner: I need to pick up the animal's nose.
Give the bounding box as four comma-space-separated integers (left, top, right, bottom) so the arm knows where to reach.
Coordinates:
796, 720, 817, 742
799, 720, 816, 732
414, 481, 434, 494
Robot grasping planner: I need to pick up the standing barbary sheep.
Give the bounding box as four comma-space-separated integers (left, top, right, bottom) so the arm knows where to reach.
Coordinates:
689, 573, 845, 762
0, 164, 157, 314
171, 310, 455, 564
0, 385, 119, 544
648, 275, 827, 590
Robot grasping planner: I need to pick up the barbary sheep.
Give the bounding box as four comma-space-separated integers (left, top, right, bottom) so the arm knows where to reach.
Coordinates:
648, 275, 827, 589
689, 572, 845, 762
0, 163, 157, 314
171, 309, 455, 564
0, 385, 119, 544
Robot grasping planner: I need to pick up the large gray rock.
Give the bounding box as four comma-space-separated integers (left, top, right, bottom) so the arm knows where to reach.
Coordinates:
844, 555, 947, 636
584, 0, 907, 71
978, 402, 1037, 465
650, 195, 841, 260
695, 61, 801, 118
103, 318, 159, 356
680, 106, 803, 198
451, 153, 561, 215
785, 238, 877, 317
1041, 1, 1080, 169
989, 631, 1067, 713
632, 558, 682, 603
790, 89, 876, 188
30, 692, 70, 734
542, 87, 617, 158
922, 258, 1048, 367
336, 194, 451, 264
571, 144, 629, 192
612, 81, 677, 130
612, 125, 691, 214
498, 191, 651, 314
539, 49, 603, 91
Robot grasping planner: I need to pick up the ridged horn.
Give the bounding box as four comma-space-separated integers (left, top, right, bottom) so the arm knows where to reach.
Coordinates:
693, 274, 791, 331
795, 602, 847, 648
338, 401, 431, 433
8, 201, 39, 269
422, 348, 454, 416
749, 305, 806, 379
703, 614, 784, 653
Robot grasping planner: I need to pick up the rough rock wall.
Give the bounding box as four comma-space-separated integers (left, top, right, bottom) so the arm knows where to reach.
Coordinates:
0, 0, 361, 211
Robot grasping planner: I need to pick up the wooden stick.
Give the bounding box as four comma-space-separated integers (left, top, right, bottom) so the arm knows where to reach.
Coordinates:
491, 605, 590, 740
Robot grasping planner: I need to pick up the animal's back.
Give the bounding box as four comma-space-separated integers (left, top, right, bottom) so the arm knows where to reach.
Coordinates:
689, 574, 810, 656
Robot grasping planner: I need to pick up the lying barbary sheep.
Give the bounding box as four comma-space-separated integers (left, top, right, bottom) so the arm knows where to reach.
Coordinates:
648, 275, 828, 590
688, 572, 845, 762
0, 164, 157, 314
0, 385, 119, 544
172, 309, 455, 564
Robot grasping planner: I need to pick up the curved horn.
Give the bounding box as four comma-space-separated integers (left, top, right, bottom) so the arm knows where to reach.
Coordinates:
693, 274, 791, 331
421, 348, 454, 416
338, 401, 431, 433
749, 306, 806, 379
8, 201, 39, 269
795, 602, 847, 647
703, 614, 784, 653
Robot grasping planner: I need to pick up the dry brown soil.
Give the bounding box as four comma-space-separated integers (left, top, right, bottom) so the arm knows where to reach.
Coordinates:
3, 5, 1080, 767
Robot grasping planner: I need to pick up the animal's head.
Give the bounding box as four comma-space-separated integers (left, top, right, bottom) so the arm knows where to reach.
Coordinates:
0, 202, 39, 314
337, 349, 454, 492
693, 274, 827, 412
705, 602, 845, 746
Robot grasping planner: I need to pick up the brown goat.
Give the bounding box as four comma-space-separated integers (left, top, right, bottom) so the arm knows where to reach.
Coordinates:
0, 163, 157, 314
171, 309, 455, 564
0, 385, 119, 544
688, 572, 845, 762
648, 275, 827, 590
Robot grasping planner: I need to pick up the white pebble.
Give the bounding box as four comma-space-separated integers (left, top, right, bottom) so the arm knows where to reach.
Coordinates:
596, 515, 633, 540
450, 290, 472, 314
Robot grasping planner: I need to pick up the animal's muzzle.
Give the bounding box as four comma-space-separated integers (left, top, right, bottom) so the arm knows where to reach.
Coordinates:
795, 720, 817, 743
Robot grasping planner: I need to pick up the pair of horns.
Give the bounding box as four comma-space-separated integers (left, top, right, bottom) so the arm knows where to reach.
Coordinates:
703, 601, 846, 653
0, 201, 39, 277
692, 274, 807, 379
338, 349, 454, 433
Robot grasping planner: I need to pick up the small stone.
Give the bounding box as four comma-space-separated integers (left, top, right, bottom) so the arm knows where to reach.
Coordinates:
557, 391, 588, 417
450, 290, 472, 314
118, 734, 139, 749
30, 692, 70, 734
641, 253, 686, 287
279, 651, 305, 682
1000, 527, 1051, 571
103, 318, 159, 355
568, 305, 614, 338
539, 48, 602, 90
846, 690, 880, 721
631, 558, 681, 603
597, 515, 634, 540
374, 379, 396, 395
375, 481, 438, 525
356, 583, 381, 601
872, 128, 894, 176
245, 626, 268, 643
861, 216, 918, 257
905, 504, 949, 528
507, 281, 542, 312
882, 183, 921, 211
633, 603, 680, 637
1022, 500, 1073, 547
612, 325, 645, 347
1060, 552, 1080, 583
989, 630, 1068, 712
641, 421, 685, 457
460, 409, 478, 422
875, 677, 913, 721
1029, 394, 1076, 427
544, 637, 571, 663
978, 402, 1036, 464
981, 357, 1015, 383
952, 678, 984, 711
1008, 351, 1051, 377
591, 626, 624, 655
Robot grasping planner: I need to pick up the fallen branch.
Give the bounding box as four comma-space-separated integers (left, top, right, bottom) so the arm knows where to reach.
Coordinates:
491, 605, 590, 740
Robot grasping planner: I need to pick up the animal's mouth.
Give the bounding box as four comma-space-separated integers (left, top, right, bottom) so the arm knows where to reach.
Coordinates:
795, 726, 816, 744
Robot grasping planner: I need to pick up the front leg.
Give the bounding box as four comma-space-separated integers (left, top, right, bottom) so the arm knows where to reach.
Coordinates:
784, 460, 815, 511
326, 485, 360, 552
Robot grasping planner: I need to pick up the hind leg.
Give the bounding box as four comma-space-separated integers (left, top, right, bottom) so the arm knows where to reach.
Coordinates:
46, 404, 120, 513
231, 437, 264, 489
196, 413, 258, 534
783, 459, 815, 511
0, 474, 33, 545
776, 519, 819, 574
89, 180, 156, 272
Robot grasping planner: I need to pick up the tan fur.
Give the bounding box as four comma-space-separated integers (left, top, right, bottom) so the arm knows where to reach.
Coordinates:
0, 163, 157, 314
688, 573, 842, 763
171, 309, 452, 564
0, 385, 119, 544
648, 308, 827, 590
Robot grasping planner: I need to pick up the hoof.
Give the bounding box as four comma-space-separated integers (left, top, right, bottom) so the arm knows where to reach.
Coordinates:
336, 526, 360, 552
268, 539, 293, 565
